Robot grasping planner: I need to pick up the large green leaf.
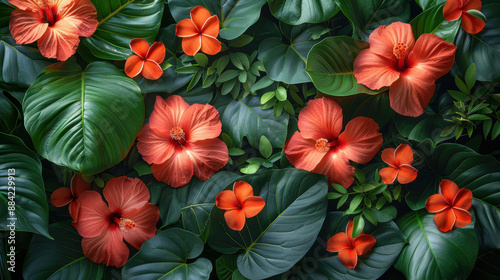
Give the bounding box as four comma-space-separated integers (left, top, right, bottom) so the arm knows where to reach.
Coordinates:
23, 221, 106, 280
0, 133, 49, 238
82, 0, 164, 60
473, 200, 500, 252
468, 250, 500, 279
415, 0, 446, 10
122, 228, 212, 280
258, 23, 325, 84
0, 4, 13, 35
208, 169, 328, 279
0, 92, 19, 134
168, 0, 267, 40
405, 143, 500, 211
410, 2, 461, 43
305, 36, 374, 96
333, 93, 394, 128
334, 0, 410, 40
23, 61, 144, 175
395, 211, 478, 280
216, 254, 238, 280
454, 0, 500, 81
221, 95, 289, 149
267, 0, 340, 25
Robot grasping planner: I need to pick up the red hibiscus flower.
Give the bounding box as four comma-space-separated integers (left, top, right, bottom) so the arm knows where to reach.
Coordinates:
8, 0, 98, 61
175, 6, 221, 56
327, 220, 376, 269
215, 181, 265, 231
444, 0, 485, 34
124, 38, 165, 80
379, 144, 418, 184
137, 95, 229, 188
73, 176, 160, 267
50, 174, 90, 222
284, 97, 382, 188
353, 22, 457, 117
425, 179, 473, 232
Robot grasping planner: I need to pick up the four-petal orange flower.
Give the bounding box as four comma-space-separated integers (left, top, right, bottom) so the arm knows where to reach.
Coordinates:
8, 0, 98, 61
379, 144, 418, 184
425, 179, 473, 232
444, 0, 485, 34
354, 22, 457, 117
50, 174, 90, 222
215, 181, 265, 231
175, 6, 221, 56
327, 220, 376, 269
125, 38, 166, 80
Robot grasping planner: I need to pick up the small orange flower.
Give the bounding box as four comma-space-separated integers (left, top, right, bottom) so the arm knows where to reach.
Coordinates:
175, 6, 221, 56
425, 179, 473, 232
124, 38, 165, 80
327, 220, 376, 269
379, 144, 418, 184
50, 174, 91, 222
443, 0, 485, 34
215, 181, 265, 231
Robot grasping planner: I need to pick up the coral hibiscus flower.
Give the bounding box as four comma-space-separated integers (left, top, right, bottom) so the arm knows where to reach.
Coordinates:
8, 0, 98, 61
284, 97, 382, 188
354, 22, 457, 117
425, 179, 473, 232
327, 220, 376, 269
215, 181, 265, 231
137, 95, 228, 188
175, 6, 221, 56
444, 0, 486, 34
124, 38, 165, 80
73, 176, 160, 267
50, 174, 90, 222
379, 144, 418, 184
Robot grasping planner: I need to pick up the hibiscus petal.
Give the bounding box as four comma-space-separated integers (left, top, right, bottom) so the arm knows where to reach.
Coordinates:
406, 34, 457, 79
201, 15, 220, 37
368, 22, 415, 61
353, 49, 400, 90
129, 38, 150, 58
425, 194, 450, 213
69, 200, 80, 223
284, 132, 327, 171
397, 165, 418, 184
190, 6, 212, 31
103, 177, 150, 214
463, 0, 482, 11
124, 55, 144, 78
338, 248, 358, 269
388, 66, 436, 117
433, 208, 456, 232
326, 232, 351, 253
338, 116, 382, 164
224, 209, 246, 231
312, 151, 355, 188
179, 103, 222, 142
182, 35, 202, 56
439, 179, 460, 204
452, 188, 473, 210
73, 190, 111, 238
215, 190, 240, 210
353, 234, 376, 256
176, 18, 199, 37
148, 95, 189, 136
379, 167, 398, 185
137, 124, 177, 165
242, 196, 265, 218
298, 97, 343, 140
461, 12, 486, 35
183, 139, 228, 181
146, 42, 165, 64
8, 0, 41, 10
142, 60, 164, 80
122, 203, 159, 250
70, 174, 91, 197
443, 0, 463, 21
37, 19, 80, 61
381, 148, 397, 166
201, 34, 221, 55
82, 228, 129, 267
452, 208, 472, 228
50, 187, 73, 207
9, 9, 47, 45
55, 0, 98, 37
151, 147, 194, 188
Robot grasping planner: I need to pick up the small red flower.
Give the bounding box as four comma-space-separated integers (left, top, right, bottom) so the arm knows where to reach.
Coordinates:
425, 179, 473, 232
124, 38, 165, 80
379, 144, 418, 184
215, 181, 265, 231
327, 220, 376, 269
175, 6, 221, 56
73, 176, 160, 267
50, 174, 90, 222
443, 0, 485, 34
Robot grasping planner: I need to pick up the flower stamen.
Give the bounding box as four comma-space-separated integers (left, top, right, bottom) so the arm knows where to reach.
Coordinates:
393, 43, 408, 70
119, 218, 136, 232
315, 138, 330, 153
170, 127, 186, 143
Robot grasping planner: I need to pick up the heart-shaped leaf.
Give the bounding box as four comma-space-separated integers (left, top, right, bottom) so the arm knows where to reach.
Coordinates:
410, 2, 461, 43
23, 61, 144, 175
267, 0, 340, 25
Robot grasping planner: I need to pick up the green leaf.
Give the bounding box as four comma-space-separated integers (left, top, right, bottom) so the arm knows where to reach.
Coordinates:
306, 36, 376, 96
492, 121, 500, 140
332, 183, 347, 194
395, 211, 478, 280
194, 53, 209, 67
259, 135, 273, 158
23, 222, 105, 280
218, 70, 240, 83
410, 2, 461, 43
252, 76, 274, 93
0, 92, 18, 134
363, 208, 378, 225
465, 63, 477, 89
222, 95, 289, 149
216, 255, 238, 280
372, 205, 397, 222
23, 61, 144, 175
337, 194, 349, 208
352, 215, 365, 237
469, 250, 500, 279
415, 0, 446, 10
133, 161, 152, 176
168, 0, 267, 40
260, 91, 276, 104
349, 194, 364, 213
208, 169, 328, 279
472, 200, 500, 252
0, 4, 13, 36
455, 76, 470, 94
267, 0, 340, 25
0, 133, 49, 238
229, 35, 254, 48
123, 228, 212, 280
334, 93, 394, 128
275, 86, 287, 101
228, 148, 246, 156
83, 0, 164, 60
258, 23, 324, 84
448, 90, 470, 101
240, 162, 261, 174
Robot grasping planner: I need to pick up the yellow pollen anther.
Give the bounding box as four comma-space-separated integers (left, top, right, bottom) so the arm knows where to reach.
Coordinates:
170, 127, 185, 141
315, 138, 330, 153
393, 43, 408, 60
119, 218, 136, 232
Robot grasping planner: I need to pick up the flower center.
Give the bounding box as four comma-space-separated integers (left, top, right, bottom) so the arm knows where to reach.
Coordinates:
40, 5, 58, 26
393, 43, 408, 70
170, 127, 186, 143
119, 218, 136, 232
315, 138, 330, 153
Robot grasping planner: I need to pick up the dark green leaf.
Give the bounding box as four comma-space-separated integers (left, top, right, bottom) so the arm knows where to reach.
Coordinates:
372, 205, 397, 222
267, 0, 339, 25
465, 63, 477, 89
0, 92, 18, 134
472, 200, 500, 252
334, 93, 394, 128
455, 76, 470, 94
410, 2, 461, 43
332, 183, 347, 194
216, 255, 237, 280
229, 35, 254, 48
469, 250, 500, 279
415, 0, 446, 10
